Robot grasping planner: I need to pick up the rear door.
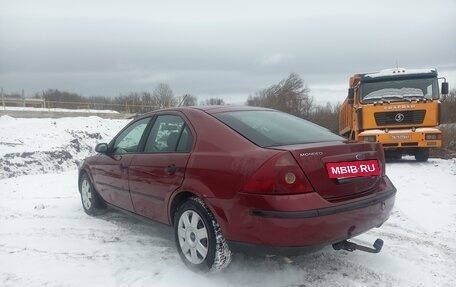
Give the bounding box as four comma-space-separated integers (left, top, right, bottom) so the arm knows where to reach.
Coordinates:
129, 114, 193, 223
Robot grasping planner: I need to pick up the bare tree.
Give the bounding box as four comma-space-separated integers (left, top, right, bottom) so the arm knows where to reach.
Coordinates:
153, 83, 177, 108
180, 94, 198, 106
41, 89, 84, 109
203, 98, 225, 105
247, 73, 313, 118
441, 88, 456, 123
308, 102, 340, 133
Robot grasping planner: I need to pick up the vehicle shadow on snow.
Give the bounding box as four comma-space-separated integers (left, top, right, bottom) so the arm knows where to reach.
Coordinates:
385, 157, 440, 164
216, 249, 397, 287
93, 209, 394, 286
97, 208, 175, 247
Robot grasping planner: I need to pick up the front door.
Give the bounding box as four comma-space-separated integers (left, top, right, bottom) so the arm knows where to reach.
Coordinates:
92, 117, 151, 211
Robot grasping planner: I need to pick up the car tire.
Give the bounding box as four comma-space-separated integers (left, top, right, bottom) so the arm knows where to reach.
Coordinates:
393, 153, 402, 160
174, 197, 232, 272
79, 173, 107, 215
415, 149, 429, 162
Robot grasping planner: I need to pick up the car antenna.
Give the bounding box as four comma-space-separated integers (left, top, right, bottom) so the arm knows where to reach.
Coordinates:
178, 94, 188, 107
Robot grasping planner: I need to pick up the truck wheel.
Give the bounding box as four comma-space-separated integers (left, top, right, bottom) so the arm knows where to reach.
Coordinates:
174, 197, 232, 272
415, 149, 429, 162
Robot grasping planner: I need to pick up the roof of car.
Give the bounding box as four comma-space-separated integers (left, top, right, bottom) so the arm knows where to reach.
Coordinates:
136, 105, 274, 118
190, 105, 273, 114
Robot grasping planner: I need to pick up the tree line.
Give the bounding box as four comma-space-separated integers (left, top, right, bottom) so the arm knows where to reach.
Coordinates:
441, 89, 456, 124
1, 84, 224, 114
2, 75, 455, 133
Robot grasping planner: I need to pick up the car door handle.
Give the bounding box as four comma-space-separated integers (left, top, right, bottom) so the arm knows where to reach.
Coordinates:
166, 164, 178, 175
120, 163, 129, 171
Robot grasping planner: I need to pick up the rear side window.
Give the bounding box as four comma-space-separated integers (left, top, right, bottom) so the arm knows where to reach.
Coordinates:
215, 110, 343, 147
144, 115, 193, 153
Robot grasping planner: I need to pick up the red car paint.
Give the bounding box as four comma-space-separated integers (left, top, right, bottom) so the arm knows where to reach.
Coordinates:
80, 106, 396, 251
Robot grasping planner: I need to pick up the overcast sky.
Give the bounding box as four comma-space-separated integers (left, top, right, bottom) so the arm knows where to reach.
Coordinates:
1, 0, 455, 104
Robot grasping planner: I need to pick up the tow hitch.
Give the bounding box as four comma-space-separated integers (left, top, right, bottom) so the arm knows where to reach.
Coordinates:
332, 238, 384, 254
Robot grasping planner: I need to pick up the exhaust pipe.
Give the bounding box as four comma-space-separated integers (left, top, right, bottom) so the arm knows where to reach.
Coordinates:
333, 238, 384, 254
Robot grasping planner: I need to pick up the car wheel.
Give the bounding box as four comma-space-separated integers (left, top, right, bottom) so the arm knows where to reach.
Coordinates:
79, 173, 106, 215
392, 152, 402, 160
415, 149, 429, 162
174, 197, 232, 272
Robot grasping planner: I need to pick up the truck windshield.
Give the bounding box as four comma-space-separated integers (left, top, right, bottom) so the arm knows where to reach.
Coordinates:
360, 77, 439, 103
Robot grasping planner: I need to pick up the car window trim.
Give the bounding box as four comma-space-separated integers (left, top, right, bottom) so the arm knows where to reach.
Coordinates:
137, 115, 159, 153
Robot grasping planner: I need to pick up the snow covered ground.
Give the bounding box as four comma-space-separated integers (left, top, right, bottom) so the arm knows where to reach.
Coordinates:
1, 116, 455, 287
2, 106, 119, 114
0, 116, 128, 179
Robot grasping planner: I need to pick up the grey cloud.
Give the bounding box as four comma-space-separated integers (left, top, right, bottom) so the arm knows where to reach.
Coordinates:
1, 0, 455, 103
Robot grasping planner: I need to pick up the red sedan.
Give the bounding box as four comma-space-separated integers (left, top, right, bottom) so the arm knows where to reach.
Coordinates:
78, 105, 396, 271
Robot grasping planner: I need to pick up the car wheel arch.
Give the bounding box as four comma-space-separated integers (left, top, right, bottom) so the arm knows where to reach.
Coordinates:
78, 171, 107, 215
78, 168, 102, 204
169, 190, 197, 226
168, 189, 229, 233
78, 168, 95, 191
78, 169, 89, 193
168, 178, 214, 226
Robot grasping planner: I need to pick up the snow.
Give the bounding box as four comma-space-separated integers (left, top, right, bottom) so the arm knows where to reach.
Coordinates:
1, 116, 456, 286
364, 68, 436, 78
0, 116, 129, 179
364, 88, 424, 100
1, 106, 119, 114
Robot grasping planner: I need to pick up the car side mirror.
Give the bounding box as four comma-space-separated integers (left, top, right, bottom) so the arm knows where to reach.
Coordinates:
441, 82, 449, 95
95, 143, 109, 153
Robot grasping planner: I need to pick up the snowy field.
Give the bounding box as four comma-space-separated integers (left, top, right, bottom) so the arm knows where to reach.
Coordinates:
1, 116, 455, 287
2, 106, 119, 114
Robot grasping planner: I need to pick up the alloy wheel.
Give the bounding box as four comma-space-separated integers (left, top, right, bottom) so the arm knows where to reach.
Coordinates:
177, 210, 209, 264
81, 178, 92, 210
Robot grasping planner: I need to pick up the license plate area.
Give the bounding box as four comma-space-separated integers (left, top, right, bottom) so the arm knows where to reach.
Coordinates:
326, 160, 380, 179
391, 134, 410, 140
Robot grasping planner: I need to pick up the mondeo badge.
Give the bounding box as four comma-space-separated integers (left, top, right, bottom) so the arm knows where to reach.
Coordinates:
300, 151, 323, 157
395, 113, 405, 122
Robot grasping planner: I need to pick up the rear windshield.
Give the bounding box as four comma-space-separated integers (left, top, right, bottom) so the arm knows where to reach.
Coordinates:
214, 110, 343, 147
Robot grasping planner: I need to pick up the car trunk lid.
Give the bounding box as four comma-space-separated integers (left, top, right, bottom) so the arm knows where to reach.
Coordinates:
271, 140, 384, 202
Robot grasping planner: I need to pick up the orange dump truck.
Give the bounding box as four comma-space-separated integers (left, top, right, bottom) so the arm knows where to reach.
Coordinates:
339, 68, 449, 162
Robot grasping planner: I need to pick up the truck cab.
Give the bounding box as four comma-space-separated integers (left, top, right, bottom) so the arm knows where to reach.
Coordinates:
339, 68, 449, 162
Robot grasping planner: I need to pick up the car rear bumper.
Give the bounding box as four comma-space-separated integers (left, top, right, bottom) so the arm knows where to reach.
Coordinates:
249, 188, 395, 219
209, 176, 396, 250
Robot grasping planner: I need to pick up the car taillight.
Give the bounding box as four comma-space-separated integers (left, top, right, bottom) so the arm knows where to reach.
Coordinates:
425, 133, 442, 140
243, 152, 314, 195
